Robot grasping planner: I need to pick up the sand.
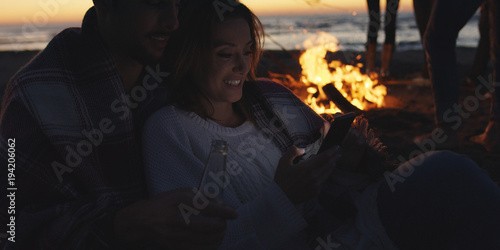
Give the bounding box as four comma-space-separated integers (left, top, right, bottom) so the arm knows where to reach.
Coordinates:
1, 47, 498, 183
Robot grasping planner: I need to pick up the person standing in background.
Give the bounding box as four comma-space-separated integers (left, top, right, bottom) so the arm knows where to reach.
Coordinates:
412, 0, 433, 78
469, 0, 500, 152
413, 0, 500, 152
468, 1, 491, 87
365, 0, 400, 79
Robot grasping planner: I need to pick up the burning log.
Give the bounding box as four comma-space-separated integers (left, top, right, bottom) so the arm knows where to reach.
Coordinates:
267, 33, 387, 115
322, 83, 363, 115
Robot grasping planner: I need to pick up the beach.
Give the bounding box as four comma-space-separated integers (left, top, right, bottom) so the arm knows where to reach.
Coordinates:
1, 47, 499, 184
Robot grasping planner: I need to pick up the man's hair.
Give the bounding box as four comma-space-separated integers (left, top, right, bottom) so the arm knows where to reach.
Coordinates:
94, 0, 121, 9
165, 0, 264, 120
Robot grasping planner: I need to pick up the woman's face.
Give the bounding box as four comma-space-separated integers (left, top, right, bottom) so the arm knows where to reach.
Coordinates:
200, 17, 253, 107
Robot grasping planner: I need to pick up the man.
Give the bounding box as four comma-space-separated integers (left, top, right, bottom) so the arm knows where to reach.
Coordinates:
0, 0, 237, 249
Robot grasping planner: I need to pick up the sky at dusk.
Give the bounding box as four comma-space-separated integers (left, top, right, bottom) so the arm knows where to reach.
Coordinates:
0, 0, 414, 25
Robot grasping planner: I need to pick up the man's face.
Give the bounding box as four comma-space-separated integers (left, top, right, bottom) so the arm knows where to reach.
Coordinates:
104, 0, 180, 65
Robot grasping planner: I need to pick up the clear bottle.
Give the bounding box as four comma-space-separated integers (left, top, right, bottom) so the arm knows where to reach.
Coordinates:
198, 140, 229, 205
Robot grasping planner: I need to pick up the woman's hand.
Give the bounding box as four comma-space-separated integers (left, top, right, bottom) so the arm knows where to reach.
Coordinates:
274, 146, 341, 204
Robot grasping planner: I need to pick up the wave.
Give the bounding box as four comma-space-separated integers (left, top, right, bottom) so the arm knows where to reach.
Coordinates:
0, 13, 479, 52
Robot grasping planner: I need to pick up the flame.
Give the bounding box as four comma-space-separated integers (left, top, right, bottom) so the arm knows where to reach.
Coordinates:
298, 32, 387, 114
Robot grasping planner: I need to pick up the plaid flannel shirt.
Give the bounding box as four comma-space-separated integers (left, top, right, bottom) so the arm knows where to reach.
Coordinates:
246, 80, 325, 152
0, 7, 169, 249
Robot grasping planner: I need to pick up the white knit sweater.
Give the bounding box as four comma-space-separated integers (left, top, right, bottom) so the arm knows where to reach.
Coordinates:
143, 105, 314, 249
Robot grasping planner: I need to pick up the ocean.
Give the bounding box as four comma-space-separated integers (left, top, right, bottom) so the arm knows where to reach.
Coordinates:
0, 11, 480, 52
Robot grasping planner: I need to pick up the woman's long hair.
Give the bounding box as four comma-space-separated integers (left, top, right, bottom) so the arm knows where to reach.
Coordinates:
165, 0, 264, 120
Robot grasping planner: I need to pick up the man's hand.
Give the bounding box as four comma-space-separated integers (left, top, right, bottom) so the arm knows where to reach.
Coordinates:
113, 188, 238, 250
274, 146, 341, 204
337, 128, 368, 172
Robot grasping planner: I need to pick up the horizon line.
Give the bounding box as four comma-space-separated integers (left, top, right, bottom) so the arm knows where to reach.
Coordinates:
0, 10, 417, 26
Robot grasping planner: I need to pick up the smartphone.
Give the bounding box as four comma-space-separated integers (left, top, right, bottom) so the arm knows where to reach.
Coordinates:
317, 112, 356, 154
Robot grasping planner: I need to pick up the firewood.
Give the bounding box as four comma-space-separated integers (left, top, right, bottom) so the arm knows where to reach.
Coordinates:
322, 83, 363, 115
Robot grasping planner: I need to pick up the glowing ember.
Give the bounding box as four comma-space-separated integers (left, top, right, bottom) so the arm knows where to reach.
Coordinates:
298, 32, 387, 114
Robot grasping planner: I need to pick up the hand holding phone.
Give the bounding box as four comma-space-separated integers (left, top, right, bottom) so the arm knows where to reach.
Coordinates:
317, 112, 356, 154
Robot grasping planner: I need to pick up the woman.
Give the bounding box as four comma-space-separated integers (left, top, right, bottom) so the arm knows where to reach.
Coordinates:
143, 2, 343, 248
143, 0, 500, 249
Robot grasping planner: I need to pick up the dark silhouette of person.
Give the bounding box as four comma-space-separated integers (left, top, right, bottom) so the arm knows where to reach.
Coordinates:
365, 0, 400, 78
414, 0, 500, 152
468, 1, 491, 86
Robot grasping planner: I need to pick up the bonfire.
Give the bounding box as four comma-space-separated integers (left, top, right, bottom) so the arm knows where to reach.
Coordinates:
271, 32, 387, 115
